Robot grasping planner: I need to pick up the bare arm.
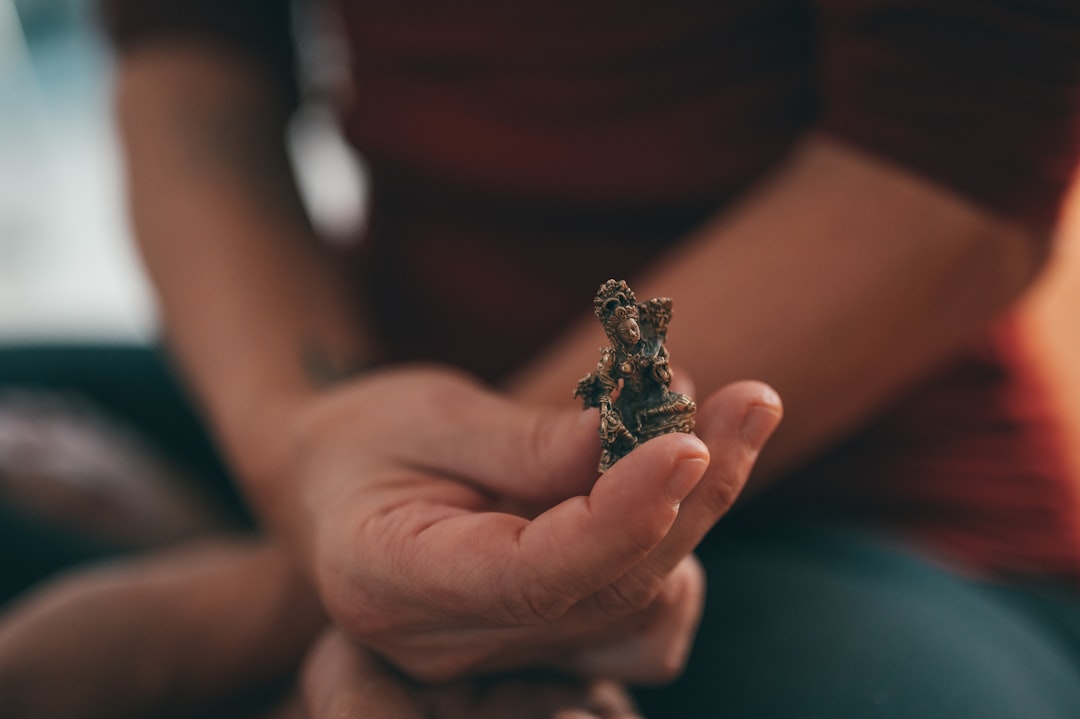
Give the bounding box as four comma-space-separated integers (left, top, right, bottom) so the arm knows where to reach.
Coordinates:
113, 45, 779, 687
0, 541, 322, 719
509, 135, 1048, 483
116, 46, 373, 515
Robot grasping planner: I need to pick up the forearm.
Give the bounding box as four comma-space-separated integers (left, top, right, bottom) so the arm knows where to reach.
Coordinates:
509, 135, 1049, 483
0, 541, 322, 719
116, 46, 374, 507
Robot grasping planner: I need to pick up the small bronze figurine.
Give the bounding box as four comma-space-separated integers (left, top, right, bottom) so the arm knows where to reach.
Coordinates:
575, 279, 696, 472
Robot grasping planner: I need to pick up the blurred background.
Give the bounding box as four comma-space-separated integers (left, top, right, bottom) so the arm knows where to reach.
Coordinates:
1, 0, 1078, 428
0, 0, 373, 600
0, 0, 367, 343
1, 0, 152, 341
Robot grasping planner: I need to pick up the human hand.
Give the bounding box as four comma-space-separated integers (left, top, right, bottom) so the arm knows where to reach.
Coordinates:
301, 629, 643, 719
263, 366, 780, 683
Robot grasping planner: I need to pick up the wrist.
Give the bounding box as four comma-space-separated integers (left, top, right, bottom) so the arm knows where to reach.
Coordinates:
204, 373, 315, 528
210, 346, 380, 507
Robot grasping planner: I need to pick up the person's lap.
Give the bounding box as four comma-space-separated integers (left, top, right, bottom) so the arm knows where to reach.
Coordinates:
4, 344, 1080, 718
637, 520, 1080, 718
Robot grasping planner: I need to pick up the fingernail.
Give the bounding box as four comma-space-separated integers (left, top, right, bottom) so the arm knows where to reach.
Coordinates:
666, 457, 707, 505
739, 393, 781, 451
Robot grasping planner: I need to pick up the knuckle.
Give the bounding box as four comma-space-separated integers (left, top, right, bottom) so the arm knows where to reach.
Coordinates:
509, 579, 576, 624
696, 466, 745, 517
629, 519, 671, 557
317, 563, 399, 642
595, 571, 662, 617
322, 586, 381, 639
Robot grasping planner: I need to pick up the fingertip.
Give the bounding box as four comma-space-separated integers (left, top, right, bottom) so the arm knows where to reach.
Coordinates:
658, 432, 709, 508
600, 431, 709, 484
749, 383, 784, 427
665, 456, 708, 506
699, 381, 782, 448
739, 399, 782, 452
670, 428, 711, 461
735, 382, 782, 452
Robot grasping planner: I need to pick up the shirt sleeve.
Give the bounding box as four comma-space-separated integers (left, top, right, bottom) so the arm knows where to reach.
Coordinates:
100, 0, 298, 107
817, 0, 1080, 230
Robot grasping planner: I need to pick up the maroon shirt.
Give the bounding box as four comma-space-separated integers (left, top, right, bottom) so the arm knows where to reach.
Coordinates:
105, 0, 1080, 582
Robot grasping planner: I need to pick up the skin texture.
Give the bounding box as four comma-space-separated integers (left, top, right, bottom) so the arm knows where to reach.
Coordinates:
508, 134, 1047, 484
271, 369, 777, 683
0, 541, 322, 719
113, 44, 786, 687
2, 26, 1053, 717
298, 629, 644, 719
0, 377, 777, 718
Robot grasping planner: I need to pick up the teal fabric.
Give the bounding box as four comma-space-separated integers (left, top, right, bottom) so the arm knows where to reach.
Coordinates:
637, 522, 1080, 717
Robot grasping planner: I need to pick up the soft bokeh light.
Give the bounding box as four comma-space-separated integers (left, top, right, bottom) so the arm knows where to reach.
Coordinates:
0, 0, 153, 341
0, 0, 367, 342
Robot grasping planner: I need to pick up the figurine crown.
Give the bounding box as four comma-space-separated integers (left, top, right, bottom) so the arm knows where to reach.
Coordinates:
593, 279, 637, 320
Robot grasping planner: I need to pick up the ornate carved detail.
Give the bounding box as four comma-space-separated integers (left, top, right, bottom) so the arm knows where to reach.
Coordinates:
575, 280, 696, 472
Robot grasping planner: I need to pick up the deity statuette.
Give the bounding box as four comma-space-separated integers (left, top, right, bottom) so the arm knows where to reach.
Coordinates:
574, 279, 696, 472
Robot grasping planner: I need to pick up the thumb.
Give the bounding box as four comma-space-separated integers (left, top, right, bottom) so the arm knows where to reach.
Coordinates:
495, 431, 709, 621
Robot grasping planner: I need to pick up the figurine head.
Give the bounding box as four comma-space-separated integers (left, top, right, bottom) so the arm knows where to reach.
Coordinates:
594, 280, 641, 349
